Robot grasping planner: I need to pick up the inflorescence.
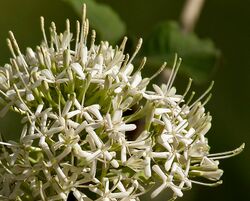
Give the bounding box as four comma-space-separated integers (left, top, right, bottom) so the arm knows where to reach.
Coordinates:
0, 4, 244, 201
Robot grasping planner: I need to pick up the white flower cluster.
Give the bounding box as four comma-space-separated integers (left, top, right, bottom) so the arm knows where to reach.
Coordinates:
0, 5, 244, 201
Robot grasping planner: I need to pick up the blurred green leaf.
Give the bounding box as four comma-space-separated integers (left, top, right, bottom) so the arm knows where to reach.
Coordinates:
143, 21, 220, 83
64, 0, 126, 43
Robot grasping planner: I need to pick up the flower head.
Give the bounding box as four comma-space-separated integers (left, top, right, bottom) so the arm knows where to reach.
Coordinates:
0, 4, 244, 201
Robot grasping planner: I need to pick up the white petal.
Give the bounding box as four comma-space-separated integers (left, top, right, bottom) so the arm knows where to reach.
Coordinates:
153, 84, 164, 96
112, 110, 122, 122
67, 119, 80, 128
123, 63, 134, 76
200, 157, 219, 169
106, 113, 113, 129
82, 111, 94, 122
75, 121, 88, 135
162, 115, 172, 132
62, 100, 72, 116
143, 93, 162, 100
66, 110, 81, 119
74, 98, 82, 110
41, 69, 55, 81
110, 159, 119, 168
86, 150, 102, 161
120, 97, 133, 109
46, 126, 64, 136
35, 104, 44, 115
71, 63, 85, 80
170, 184, 183, 197
151, 183, 166, 198
115, 180, 126, 192
26, 91, 34, 101
151, 152, 169, 159
86, 127, 102, 148
118, 124, 136, 132
175, 119, 188, 132
165, 154, 175, 171
199, 122, 211, 136
73, 144, 91, 158
155, 108, 171, 115
185, 127, 196, 138
114, 86, 122, 94
110, 191, 130, 199
121, 144, 127, 164
88, 105, 103, 120
131, 72, 142, 88
145, 156, 151, 177
152, 165, 167, 181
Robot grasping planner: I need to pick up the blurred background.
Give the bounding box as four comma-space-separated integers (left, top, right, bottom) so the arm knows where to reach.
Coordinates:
0, 0, 249, 200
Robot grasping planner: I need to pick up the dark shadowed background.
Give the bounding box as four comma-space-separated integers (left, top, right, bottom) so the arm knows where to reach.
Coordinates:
0, 0, 249, 200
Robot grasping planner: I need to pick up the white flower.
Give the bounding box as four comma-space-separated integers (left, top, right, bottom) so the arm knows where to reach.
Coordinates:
0, 4, 244, 201
151, 165, 183, 198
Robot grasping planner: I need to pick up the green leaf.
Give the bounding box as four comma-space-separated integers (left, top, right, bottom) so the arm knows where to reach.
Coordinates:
143, 21, 220, 83
64, 0, 126, 43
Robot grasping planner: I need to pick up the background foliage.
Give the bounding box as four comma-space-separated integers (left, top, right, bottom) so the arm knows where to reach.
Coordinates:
0, 0, 249, 200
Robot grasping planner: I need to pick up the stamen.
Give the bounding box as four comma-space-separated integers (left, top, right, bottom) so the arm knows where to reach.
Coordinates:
201, 93, 212, 107
190, 179, 222, 187
186, 91, 196, 106
136, 57, 147, 73
182, 78, 193, 99
172, 78, 193, 120
11, 59, 29, 88
150, 62, 167, 80
190, 81, 214, 108
91, 30, 96, 48
97, 41, 104, 56
40, 16, 48, 46
41, 46, 52, 69
168, 57, 182, 91
80, 4, 88, 45
75, 20, 80, 54
8, 31, 22, 57
63, 48, 71, 67
84, 19, 89, 45
0, 161, 13, 174
6, 38, 16, 58
39, 181, 46, 201
66, 19, 71, 49
119, 36, 128, 52
208, 143, 245, 160
8, 31, 29, 71
128, 38, 143, 64
0, 89, 9, 99
51, 22, 59, 51
176, 119, 188, 132
165, 54, 178, 91
0, 141, 18, 147
13, 84, 33, 116
120, 54, 130, 70
82, 4, 87, 26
